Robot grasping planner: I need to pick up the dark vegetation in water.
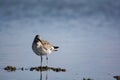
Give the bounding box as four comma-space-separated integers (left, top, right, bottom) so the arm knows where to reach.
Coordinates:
113, 76, 120, 80
4, 65, 66, 72
4, 66, 16, 72
83, 78, 94, 80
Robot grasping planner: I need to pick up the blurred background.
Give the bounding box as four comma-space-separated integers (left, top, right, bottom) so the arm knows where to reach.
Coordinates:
0, 0, 120, 80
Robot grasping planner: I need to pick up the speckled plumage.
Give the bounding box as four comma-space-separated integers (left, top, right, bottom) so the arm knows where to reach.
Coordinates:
32, 35, 59, 66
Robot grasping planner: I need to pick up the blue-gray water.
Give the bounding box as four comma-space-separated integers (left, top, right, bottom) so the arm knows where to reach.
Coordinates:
0, 0, 120, 80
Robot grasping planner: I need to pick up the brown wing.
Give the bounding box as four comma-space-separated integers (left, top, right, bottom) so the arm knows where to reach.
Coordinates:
41, 40, 53, 49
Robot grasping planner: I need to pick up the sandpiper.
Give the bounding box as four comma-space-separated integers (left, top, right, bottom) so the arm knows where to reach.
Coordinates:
32, 35, 59, 66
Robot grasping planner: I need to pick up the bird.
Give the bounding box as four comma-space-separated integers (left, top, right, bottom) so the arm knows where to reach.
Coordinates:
32, 35, 59, 66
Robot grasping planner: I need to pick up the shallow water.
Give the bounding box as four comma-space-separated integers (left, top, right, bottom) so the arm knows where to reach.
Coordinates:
0, 0, 120, 80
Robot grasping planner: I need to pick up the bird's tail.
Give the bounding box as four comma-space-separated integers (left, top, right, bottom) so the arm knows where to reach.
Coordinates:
53, 46, 59, 51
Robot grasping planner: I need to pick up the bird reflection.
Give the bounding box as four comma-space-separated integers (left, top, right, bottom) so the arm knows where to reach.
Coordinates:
40, 71, 48, 80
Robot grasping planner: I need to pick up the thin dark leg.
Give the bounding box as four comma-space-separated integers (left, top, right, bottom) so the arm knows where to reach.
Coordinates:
46, 55, 48, 66
41, 56, 43, 67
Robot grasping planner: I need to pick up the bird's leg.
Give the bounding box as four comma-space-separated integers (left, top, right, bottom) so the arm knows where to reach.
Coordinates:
46, 55, 48, 67
40, 56, 43, 67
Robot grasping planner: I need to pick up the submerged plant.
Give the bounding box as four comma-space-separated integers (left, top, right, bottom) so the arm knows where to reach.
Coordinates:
83, 78, 94, 80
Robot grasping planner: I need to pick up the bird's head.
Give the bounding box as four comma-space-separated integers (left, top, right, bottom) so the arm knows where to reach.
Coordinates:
35, 35, 40, 39
34, 34, 41, 43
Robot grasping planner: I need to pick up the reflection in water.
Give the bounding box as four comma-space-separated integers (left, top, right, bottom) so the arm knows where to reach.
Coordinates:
40, 71, 48, 80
